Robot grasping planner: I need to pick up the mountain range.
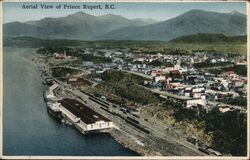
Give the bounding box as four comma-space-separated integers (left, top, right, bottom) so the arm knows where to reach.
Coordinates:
4, 9, 246, 41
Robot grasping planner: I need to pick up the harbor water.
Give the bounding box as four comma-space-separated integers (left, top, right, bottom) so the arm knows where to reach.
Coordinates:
3, 47, 138, 156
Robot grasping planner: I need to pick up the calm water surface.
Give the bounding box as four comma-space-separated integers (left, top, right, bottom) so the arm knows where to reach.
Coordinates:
3, 47, 138, 156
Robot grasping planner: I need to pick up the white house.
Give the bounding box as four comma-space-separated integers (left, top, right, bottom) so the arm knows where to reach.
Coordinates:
219, 106, 231, 113
154, 75, 166, 82
185, 98, 206, 108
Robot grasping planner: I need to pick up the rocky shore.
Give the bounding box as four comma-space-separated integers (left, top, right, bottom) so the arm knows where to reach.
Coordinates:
110, 129, 159, 156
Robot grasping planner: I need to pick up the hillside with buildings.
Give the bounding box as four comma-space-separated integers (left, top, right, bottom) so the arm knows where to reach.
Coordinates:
35, 44, 247, 156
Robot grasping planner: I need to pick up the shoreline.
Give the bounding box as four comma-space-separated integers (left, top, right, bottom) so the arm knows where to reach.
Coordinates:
35, 47, 212, 157
110, 129, 154, 156
3, 47, 138, 156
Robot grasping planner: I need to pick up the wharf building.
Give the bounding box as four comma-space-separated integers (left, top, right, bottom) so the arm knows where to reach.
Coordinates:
47, 98, 114, 133
44, 84, 114, 133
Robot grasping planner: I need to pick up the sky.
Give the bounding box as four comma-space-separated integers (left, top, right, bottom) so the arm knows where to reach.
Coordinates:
3, 2, 246, 23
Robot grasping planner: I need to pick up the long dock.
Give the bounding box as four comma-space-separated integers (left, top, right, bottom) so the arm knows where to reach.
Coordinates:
44, 83, 114, 134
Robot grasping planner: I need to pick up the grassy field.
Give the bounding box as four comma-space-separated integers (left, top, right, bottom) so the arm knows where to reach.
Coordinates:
164, 43, 247, 55
51, 67, 82, 78
208, 65, 247, 76
87, 69, 160, 105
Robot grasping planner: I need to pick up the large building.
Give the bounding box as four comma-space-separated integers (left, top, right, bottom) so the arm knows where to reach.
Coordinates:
54, 98, 114, 133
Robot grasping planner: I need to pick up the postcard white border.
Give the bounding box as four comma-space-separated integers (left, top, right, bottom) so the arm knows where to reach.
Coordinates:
0, 0, 249, 160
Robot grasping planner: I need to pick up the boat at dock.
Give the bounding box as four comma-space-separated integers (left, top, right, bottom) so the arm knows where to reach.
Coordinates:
47, 102, 62, 120
44, 83, 114, 134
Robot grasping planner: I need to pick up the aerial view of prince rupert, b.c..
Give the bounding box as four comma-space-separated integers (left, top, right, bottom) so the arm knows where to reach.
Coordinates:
2, 1, 248, 158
